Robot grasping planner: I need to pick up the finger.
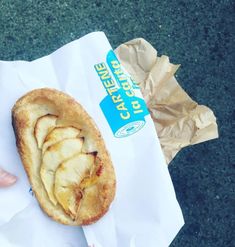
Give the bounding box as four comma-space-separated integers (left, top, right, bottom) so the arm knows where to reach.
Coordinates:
0, 168, 17, 187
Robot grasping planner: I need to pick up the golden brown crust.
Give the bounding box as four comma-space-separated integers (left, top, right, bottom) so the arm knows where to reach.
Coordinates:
12, 88, 116, 225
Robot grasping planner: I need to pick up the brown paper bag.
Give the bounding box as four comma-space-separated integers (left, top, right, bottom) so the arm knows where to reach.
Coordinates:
115, 38, 218, 164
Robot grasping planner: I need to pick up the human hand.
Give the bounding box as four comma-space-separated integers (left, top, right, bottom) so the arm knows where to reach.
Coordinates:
0, 167, 17, 187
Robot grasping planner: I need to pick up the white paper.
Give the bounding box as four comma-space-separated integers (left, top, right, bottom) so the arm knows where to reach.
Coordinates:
0, 32, 184, 247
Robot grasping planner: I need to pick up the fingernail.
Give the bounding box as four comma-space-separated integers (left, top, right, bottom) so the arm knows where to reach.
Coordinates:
0, 168, 17, 187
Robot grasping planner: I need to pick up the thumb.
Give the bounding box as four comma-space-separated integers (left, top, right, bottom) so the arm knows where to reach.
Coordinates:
0, 167, 17, 187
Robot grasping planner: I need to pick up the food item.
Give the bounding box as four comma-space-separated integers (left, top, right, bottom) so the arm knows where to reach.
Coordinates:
34, 114, 57, 148
41, 138, 84, 205
12, 88, 116, 225
42, 126, 80, 154
54, 153, 95, 219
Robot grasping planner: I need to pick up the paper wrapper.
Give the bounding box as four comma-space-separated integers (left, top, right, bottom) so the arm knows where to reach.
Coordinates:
115, 38, 218, 164
0, 32, 184, 247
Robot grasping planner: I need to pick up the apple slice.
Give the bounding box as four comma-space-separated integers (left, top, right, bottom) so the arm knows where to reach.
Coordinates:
81, 135, 97, 153
40, 138, 83, 205
54, 153, 95, 218
34, 114, 57, 149
42, 126, 80, 154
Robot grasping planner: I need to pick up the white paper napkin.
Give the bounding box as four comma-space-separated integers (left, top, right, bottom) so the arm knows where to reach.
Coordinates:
0, 32, 184, 247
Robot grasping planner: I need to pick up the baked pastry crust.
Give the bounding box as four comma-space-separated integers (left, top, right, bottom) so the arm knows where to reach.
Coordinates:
12, 88, 116, 225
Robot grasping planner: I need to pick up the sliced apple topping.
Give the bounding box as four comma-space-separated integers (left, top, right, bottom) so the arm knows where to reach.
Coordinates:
81, 135, 97, 153
35, 113, 104, 220
42, 126, 80, 154
40, 138, 83, 205
54, 153, 95, 219
34, 114, 57, 148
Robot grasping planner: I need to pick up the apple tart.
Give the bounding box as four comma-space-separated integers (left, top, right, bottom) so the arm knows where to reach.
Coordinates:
12, 88, 116, 225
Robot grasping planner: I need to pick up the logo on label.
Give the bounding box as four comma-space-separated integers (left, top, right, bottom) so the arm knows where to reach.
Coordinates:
94, 50, 149, 138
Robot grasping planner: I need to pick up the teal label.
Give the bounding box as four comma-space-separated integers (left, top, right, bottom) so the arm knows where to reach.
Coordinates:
94, 50, 149, 138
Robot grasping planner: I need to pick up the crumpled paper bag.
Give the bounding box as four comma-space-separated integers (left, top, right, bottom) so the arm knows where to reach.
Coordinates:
115, 38, 218, 164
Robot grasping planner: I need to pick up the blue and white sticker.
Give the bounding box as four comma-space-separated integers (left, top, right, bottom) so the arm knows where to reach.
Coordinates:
94, 50, 149, 138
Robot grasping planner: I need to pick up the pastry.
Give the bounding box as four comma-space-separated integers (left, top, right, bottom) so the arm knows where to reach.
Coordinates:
12, 88, 116, 225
